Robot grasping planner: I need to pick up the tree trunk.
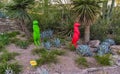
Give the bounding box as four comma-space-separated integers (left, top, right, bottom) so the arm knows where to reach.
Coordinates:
84, 25, 90, 43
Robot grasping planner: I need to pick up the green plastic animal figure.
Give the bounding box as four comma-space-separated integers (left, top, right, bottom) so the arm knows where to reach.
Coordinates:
33, 20, 40, 46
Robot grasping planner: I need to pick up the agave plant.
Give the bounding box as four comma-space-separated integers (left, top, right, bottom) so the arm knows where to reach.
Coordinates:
53, 38, 61, 47
43, 41, 51, 50
41, 30, 53, 39
76, 45, 93, 56
104, 38, 115, 45
97, 44, 110, 56
5, 69, 13, 74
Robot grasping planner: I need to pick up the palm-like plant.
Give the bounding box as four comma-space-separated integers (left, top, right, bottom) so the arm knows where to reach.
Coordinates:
6, 0, 34, 37
73, 0, 101, 43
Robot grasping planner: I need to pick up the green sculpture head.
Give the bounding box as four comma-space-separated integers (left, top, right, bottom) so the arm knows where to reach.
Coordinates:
33, 20, 38, 25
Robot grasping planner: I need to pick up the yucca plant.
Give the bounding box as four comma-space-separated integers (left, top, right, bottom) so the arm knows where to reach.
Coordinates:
72, 0, 101, 43
5, 0, 35, 38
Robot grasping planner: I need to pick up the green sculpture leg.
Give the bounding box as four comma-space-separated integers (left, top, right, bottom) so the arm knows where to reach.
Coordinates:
33, 33, 40, 46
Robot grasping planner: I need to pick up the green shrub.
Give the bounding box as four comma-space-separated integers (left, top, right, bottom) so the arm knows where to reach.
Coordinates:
50, 49, 65, 56
21, 34, 26, 37
35, 49, 65, 66
0, 33, 10, 45
0, 62, 22, 74
91, 19, 109, 41
32, 48, 65, 56
114, 36, 120, 45
36, 52, 57, 66
27, 38, 34, 44
32, 48, 47, 55
0, 52, 19, 62
68, 43, 76, 51
15, 40, 29, 49
75, 57, 88, 67
94, 54, 111, 66
6, 31, 20, 38
0, 42, 4, 50
10, 38, 20, 43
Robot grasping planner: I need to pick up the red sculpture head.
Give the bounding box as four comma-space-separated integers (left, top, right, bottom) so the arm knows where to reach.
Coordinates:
74, 22, 80, 27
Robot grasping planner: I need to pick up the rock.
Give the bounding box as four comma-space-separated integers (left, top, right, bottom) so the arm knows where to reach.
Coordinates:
110, 45, 120, 54
112, 55, 120, 66
88, 40, 100, 48
110, 45, 120, 50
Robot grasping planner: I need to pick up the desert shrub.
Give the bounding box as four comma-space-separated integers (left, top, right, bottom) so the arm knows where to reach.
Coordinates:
0, 42, 4, 50
94, 54, 111, 66
0, 62, 22, 74
68, 43, 76, 51
10, 38, 20, 43
109, 7, 120, 44
91, 19, 109, 41
6, 31, 20, 38
33, 47, 65, 55
0, 33, 10, 45
15, 40, 29, 49
0, 52, 19, 62
114, 36, 120, 45
36, 52, 57, 66
27, 37, 34, 44
50, 49, 65, 56
32, 48, 47, 55
21, 34, 26, 37
75, 56, 88, 67
34, 48, 65, 66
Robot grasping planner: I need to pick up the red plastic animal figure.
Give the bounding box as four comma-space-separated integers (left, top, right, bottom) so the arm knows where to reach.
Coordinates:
72, 22, 80, 47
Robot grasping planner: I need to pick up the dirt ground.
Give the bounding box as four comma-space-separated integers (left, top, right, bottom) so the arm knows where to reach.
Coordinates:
6, 43, 96, 74
6, 43, 120, 74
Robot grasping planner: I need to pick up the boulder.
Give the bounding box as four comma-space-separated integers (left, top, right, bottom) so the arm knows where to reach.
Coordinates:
110, 45, 120, 54
88, 40, 100, 48
110, 45, 120, 50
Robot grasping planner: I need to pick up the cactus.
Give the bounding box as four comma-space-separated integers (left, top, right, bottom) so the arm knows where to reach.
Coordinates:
76, 45, 93, 56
